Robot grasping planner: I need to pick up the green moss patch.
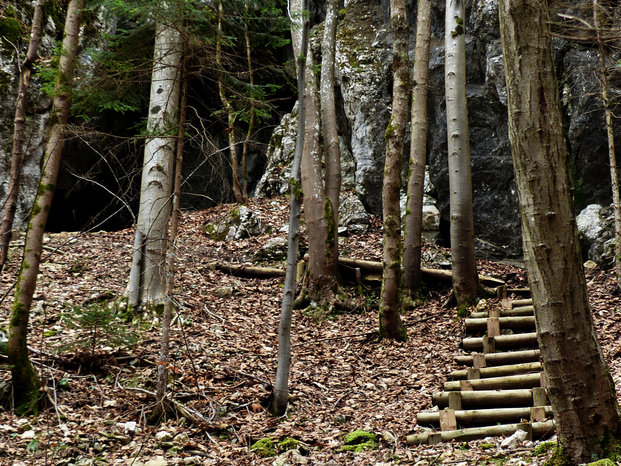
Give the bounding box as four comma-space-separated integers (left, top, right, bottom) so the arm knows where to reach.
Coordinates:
250, 437, 276, 457
340, 430, 377, 452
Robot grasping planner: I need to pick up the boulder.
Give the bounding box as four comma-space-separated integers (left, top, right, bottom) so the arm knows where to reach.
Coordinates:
254, 237, 288, 262
203, 206, 268, 241
577, 204, 615, 267
338, 192, 369, 235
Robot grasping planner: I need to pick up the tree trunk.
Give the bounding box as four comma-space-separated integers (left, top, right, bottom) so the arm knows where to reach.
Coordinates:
7, 0, 83, 415
217, 0, 243, 204
241, 3, 255, 203
320, 0, 341, 265
128, 18, 182, 307
154, 56, 187, 420
403, 0, 432, 297
379, 0, 408, 341
300, 34, 337, 305
593, 0, 621, 287
445, 0, 480, 305
0, 0, 45, 272
499, 0, 620, 461
272, 0, 309, 416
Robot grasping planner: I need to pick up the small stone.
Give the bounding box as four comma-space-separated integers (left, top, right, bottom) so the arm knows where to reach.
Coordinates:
20, 430, 36, 439
144, 458, 168, 466
213, 286, 233, 299
93, 442, 105, 453
183, 457, 202, 465
119, 421, 137, 435
155, 431, 173, 443
103, 400, 117, 408
584, 260, 598, 269
173, 432, 190, 446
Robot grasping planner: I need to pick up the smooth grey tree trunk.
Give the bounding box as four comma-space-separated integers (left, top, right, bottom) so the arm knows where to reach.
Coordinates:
445, 0, 480, 305
403, 0, 432, 297
273, 0, 309, 416
128, 16, 182, 307
0, 0, 45, 272
8, 0, 83, 415
499, 0, 621, 462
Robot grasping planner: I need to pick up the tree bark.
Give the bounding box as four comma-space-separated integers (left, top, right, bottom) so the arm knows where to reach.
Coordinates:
241, 3, 255, 202
320, 0, 341, 265
593, 0, 621, 287
0, 0, 45, 272
128, 16, 182, 307
445, 0, 480, 305
378, 0, 409, 341
403, 0, 432, 297
154, 55, 187, 420
7, 0, 83, 415
216, 0, 243, 204
272, 0, 309, 416
300, 35, 338, 305
499, 0, 620, 461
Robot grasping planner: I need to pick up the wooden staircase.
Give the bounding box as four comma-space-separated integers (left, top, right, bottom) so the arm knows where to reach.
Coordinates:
408, 288, 556, 445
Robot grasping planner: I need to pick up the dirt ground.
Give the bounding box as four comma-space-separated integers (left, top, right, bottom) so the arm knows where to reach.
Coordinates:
1, 196, 620, 465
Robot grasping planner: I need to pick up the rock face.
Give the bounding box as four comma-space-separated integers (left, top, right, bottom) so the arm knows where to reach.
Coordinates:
577, 204, 616, 268
0, 5, 57, 230
257, 0, 621, 258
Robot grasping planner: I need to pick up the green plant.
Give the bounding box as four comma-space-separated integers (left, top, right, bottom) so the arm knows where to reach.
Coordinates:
60, 302, 138, 358
341, 430, 377, 452
456, 303, 468, 318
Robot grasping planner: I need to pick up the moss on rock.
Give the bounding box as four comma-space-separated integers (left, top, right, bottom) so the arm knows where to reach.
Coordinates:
341, 430, 377, 452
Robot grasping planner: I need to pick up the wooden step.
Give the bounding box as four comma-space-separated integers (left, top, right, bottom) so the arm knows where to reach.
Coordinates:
450, 361, 542, 380
407, 420, 555, 445
433, 389, 542, 409
470, 306, 534, 318
416, 406, 553, 427
444, 372, 543, 391
512, 298, 533, 307
455, 349, 540, 366
462, 332, 538, 351
465, 316, 535, 332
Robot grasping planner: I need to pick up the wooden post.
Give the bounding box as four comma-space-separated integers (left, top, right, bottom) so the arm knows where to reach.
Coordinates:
497, 284, 507, 298
448, 391, 462, 410
466, 368, 481, 380
296, 260, 305, 283
501, 298, 512, 310
489, 307, 501, 319
487, 317, 500, 337
439, 409, 457, 431
482, 336, 496, 353
460, 380, 474, 391
532, 387, 547, 406
518, 421, 533, 441
540, 371, 547, 388
530, 406, 547, 422
428, 433, 442, 444
472, 353, 486, 369
354, 267, 361, 286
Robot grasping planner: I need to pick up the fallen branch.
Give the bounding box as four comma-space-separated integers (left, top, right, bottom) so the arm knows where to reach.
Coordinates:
206, 262, 284, 278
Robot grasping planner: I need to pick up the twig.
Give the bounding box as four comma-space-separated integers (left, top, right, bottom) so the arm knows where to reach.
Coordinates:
204, 304, 226, 324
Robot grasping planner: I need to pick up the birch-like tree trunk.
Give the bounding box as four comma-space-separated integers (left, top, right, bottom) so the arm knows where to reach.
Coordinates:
216, 0, 243, 204
403, 0, 432, 297
593, 0, 621, 287
128, 18, 182, 307
320, 0, 341, 264
445, 0, 479, 304
154, 57, 187, 420
241, 3, 255, 202
379, 0, 408, 341
7, 0, 83, 414
499, 0, 621, 461
272, 0, 309, 416
0, 0, 45, 272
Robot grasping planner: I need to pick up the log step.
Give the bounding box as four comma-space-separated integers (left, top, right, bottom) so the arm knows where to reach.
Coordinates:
455, 349, 540, 367
444, 372, 543, 391
470, 306, 534, 319
465, 316, 535, 332
433, 389, 542, 409
450, 361, 542, 380
416, 406, 553, 427
511, 298, 533, 307
407, 420, 555, 445
462, 332, 538, 351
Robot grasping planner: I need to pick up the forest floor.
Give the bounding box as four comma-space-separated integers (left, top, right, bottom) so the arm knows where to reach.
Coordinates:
1, 196, 620, 465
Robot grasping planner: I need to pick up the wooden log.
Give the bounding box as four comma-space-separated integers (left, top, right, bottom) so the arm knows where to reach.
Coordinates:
463, 333, 538, 351
482, 336, 496, 353
507, 288, 532, 296
472, 353, 487, 369
459, 380, 474, 391
530, 406, 548, 422
489, 308, 501, 319
209, 262, 285, 278
532, 387, 548, 406
465, 316, 536, 332
433, 389, 535, 408
336, 257, 505, 287
451, 361, 542, 380
501, 298, 512, 310
497, 285, 507, 298
470, 306, 534, 318
455, 349, 540, 366
444, 372, 543, 391
466, 368, 481, 380
448, 392, 462, 410
512, 298, 533, 307
416, 406, 553, 426
407, 420, 555, 445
